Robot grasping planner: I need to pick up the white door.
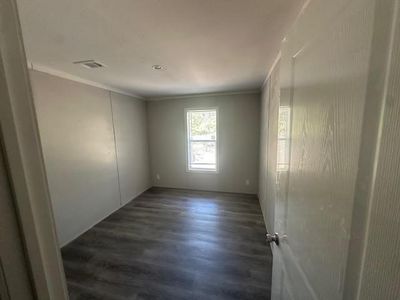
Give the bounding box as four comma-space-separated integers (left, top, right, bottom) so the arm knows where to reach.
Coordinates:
270, 0, 377, 299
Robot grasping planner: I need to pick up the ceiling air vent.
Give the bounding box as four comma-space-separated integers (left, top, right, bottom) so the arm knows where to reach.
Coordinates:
73, 60, 106, 69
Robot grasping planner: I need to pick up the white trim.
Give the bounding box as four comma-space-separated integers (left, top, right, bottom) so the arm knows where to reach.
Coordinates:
184, 107, 219, 174
27, 64, 262, 102
148, 89, 260, 101
28, 61, 144, 100
0, 0, 68, 298
356, 1, 399, 298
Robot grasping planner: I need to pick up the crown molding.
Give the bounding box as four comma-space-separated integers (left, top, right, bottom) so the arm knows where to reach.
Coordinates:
147, 89, 260, 101
27, 62, 263, 101
27, 61, 144, 100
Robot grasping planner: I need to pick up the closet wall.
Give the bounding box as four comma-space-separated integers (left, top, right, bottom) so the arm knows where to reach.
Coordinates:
30, 70, 151, 245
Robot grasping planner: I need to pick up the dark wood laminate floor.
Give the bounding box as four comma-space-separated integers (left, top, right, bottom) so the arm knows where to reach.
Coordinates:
61, 187, 272, 300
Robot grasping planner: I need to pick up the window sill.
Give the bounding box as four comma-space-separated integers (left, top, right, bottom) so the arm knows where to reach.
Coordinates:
186, 168, 219, 174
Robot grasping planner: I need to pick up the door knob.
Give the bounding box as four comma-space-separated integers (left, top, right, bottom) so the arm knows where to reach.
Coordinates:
266, 233, 280, 246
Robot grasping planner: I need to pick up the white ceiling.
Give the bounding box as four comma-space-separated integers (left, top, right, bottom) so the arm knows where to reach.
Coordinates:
17, 0, 303, 98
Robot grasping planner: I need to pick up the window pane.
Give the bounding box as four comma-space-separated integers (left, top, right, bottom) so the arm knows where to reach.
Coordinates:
277, 139, 289, 171
278, 106, 290, 139
277, 106, 291, 171
187, 109, 217, 171
190, 141, 216, 165
189, 111, 216, 140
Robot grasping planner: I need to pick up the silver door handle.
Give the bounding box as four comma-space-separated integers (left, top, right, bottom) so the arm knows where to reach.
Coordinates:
266, 233, 280, 246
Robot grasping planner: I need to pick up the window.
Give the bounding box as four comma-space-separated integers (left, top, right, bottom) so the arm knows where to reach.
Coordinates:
277, 106, 290, 171
186, 109, 218, 172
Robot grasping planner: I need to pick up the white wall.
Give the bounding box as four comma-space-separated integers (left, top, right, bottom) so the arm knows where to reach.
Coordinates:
30, 70, 151, 246
147, 93, 260, 194
111, 92, 151, 205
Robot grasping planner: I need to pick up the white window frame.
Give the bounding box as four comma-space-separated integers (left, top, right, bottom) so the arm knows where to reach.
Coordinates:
185, 108, 219, 173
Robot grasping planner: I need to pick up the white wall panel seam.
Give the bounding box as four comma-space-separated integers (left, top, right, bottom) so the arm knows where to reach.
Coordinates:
109, 91, 122, 206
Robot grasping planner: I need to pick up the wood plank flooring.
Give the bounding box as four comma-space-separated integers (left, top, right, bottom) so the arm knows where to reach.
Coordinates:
61, 187, 272, 300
